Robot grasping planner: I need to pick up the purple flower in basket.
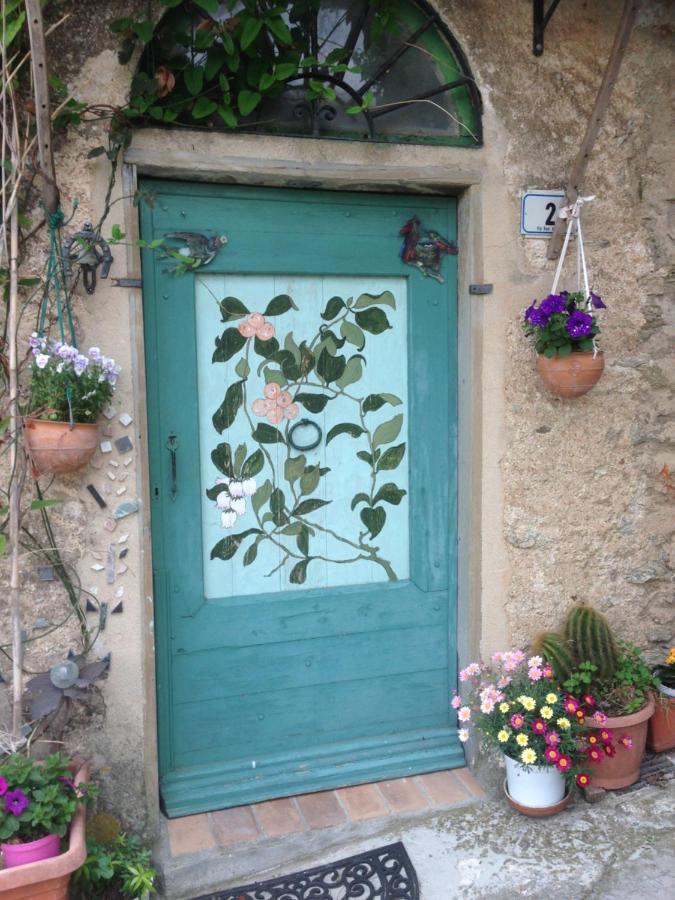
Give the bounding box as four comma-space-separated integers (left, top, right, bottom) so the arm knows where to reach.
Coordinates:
4, 789, 29, 817
524, 303, 549, 328
539, 294, 567, 317
589, 291, 606, 309
566, 310, 594, 339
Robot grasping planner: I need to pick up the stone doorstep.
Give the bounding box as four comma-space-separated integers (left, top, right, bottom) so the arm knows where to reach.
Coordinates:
156, 768, 485, 899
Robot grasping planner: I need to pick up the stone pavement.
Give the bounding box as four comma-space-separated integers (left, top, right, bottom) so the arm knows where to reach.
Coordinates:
154, 755, 675, 899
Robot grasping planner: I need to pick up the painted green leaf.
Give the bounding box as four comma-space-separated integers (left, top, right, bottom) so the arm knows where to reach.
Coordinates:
270, 488, 288, 526
212, 381, 244, 433
211, 442, 233, 476
295, 392, 330, 413
284, 455, 306, 484
280, 522, 303, 535
355, 308, 391, 335
316, 348, 346, 384
373, 483, 407, 506
264, 294, 296, 317
290, 557, 312, 585
213, 327, 246, 363
284, 332, 301, 363
192, 97, 218, 119
372, 414, 403, 449
293, 498, 330, 516
252, 479, 273, 515
326, 423, 365, 444
340, 320, 365, 350
336, 355, 364, 389
321, 296, 345, 320
234, 443, 247, 475
184, 64, 204, 96
254, 335, 280, 359
220, 297, 249, 321
238, 89, 262, 116
205, 482, 229, 501
353, 290, 396, 310
377, 442, 406, 471
317, 329, 346, 354
297, 526, 309, 556
356, 450, 373, 465
210, 528, 261, 561
350, 492, 370, 511
360, 506, 386, 539
300, 465, 320, 495
263, 367, 286, 386
242, 449, 264, 478
235, 357, 250, 379
299, 343, 316, 376
252, 423, 286, 444
280, 352, 301, 382
242, 540, 259, 566
240, 16, 263, 50
362, 393, 402, 414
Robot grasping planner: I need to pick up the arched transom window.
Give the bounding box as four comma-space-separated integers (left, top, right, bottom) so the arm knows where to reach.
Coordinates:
133, 0, 482, 146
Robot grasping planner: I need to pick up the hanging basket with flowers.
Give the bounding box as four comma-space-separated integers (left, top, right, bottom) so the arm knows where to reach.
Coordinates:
24, 336, 120, 475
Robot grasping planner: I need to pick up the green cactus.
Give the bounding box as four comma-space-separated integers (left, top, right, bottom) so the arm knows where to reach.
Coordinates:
564, 604, 618, 680
532, 631, 575, 681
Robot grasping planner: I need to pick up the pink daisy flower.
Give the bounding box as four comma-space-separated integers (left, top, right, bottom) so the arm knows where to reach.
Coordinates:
510, 713, 525, 729
451, 695, 462, 709
563, 697, 579, 714
528, 666, 543, 682
544, 747, 560, 764
556, 754, 572, 772
545, 730, 561, 746
593, 710, 607, 725
531, 718, 547, 735
542, 664, 554, 679
619, 735, 633, 749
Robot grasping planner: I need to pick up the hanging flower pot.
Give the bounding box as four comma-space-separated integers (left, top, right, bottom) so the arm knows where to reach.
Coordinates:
23, 418, 99, 475
536, 350, 605, 398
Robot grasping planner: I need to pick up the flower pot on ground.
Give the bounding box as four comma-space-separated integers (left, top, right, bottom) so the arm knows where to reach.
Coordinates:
648, 648, 675, 752
536, 350, 604, 398
503, 754, 565, 806
585, 697, 655, 789
24, 336, 120, 475
0, 758, 91, 900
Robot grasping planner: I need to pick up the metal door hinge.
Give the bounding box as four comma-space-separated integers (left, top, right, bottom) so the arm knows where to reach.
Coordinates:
469, 283, 493, 295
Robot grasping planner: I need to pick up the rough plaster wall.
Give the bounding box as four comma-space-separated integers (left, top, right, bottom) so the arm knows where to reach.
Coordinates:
2, 0, 672, 831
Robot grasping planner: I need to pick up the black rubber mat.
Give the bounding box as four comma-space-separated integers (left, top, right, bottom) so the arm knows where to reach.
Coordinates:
191, 840, 419, 899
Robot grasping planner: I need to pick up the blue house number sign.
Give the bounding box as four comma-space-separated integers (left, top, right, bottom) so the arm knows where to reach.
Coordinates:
520, 190, 566, 237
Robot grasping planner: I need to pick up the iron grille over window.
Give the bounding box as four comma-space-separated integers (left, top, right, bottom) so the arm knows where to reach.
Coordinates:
138, 1, 482, 146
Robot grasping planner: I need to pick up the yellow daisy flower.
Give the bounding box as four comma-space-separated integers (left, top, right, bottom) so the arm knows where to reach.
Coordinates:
556, 717, 571, 730
499, 702, 510, 713
520, 748, 537, 765
546, 693, 558, 704
520, 696, 536, 711
497, 729, 510, 743
516, 733, 529, 747
540, 705, 553, 720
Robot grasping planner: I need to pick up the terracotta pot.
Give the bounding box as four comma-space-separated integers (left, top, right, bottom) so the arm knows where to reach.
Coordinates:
647, 689, 675, 753
536, 351, 604, 398
587, 697, 655, 789
0, 764, 88, 899
1, 833, 60, 868
23, 418, 98, 475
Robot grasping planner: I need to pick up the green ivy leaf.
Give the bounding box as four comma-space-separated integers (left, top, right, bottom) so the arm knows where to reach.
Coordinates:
336, 355, 363, 389
300, 465, 320, 495
340, 320, 365, 350
212, 381, 244, 433
316, 348, 346, 384
372, 414, 403, 449
362, 393, 402, 414
252, 423, 286, 444
242, 449, 264, 478
377, 443, 406, 471
220, 296, 249, 321
350, 492, 370, 511
264, 294, 297, 317
193, 0, 219, 12
210, 528, 261, 561
267, 16, 293, 45
213, 327, 246, 363
327, 423, 365, 444
373, 483, 407, 506
284, 455, 307, 484
353, 290, 396, 310
275, 61, 297, 80
252, 479, 273, 514
240, 17, 263, 50
211, 442, 233, 477
217, 105, 238, 128
238, 89, 262, 116
355, 307, 391, 335
133, 20, 154, 43
295, 393, 330, 413
293, 498, 330, 516
184, 64, 204, 96
204, 45, 226, 81
360, 506, 386, 539
321, 296, 345, 320
192, 97, 218, 119
290, 557, 312, 584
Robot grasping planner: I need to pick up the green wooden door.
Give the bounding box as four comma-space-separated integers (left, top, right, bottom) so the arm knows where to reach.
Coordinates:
140, 181, 462, 817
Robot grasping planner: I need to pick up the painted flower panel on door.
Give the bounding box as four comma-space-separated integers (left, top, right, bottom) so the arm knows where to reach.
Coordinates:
196, 275, 410, 598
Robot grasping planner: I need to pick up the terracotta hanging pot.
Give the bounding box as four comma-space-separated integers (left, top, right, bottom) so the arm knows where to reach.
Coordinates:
536, 351, 604, 398
587, 697, 655, 789
23, 418, 99, 476
647, 686, 675, 753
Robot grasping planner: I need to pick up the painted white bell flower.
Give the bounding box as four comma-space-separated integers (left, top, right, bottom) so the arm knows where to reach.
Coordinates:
216, 492, 232, 510
242, 478, 257, 496
229, 481, 245, 498
220, 510, 237, 529
230, 497, 246, 516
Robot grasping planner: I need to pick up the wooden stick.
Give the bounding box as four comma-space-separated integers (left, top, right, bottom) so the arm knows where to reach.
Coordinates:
24, 0, 59, 214
547, 0, 639, 260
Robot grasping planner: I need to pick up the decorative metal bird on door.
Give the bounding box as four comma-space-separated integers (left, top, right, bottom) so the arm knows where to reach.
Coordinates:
399, 216, 457, 283
162, 232, 228, 275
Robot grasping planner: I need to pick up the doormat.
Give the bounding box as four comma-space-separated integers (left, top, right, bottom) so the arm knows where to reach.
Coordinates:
190, 841, 419, 900
613, 750, 675, 795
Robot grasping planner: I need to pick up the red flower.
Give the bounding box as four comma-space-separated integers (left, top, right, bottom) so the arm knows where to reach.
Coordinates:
587, 747, 603, 764
531, 718, 547, 734
556, 754, 572, 772
583, 694, 596, 707
599, 729, 613, 744
587, 734, 599, 746
544, 747, 560, 764
564, 697, 579, 714
543, 665, 554, 679
576, 773, 591, 787
603, 743, 616, 758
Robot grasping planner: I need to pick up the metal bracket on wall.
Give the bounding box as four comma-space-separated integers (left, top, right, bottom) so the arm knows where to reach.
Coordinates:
469, 284, 493, 295
111, 278, 142, 288
533, 0, 563, 55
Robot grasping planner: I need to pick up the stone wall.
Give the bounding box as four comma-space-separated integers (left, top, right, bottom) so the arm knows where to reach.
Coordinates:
1, 0, 672, 832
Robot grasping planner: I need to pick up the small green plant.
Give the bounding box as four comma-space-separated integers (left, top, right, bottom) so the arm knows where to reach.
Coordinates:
564, 642, 654, 716
72, 831, 157, 899
0, 753, 96, 843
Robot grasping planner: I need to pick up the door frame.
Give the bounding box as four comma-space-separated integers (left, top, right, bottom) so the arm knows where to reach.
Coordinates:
120, 130, 485, 835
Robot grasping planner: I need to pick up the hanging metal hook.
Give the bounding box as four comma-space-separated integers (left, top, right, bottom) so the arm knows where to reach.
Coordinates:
166, 432, 179, 500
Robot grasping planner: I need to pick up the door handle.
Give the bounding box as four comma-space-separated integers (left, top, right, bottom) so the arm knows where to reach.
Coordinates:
166, 432, 179, 500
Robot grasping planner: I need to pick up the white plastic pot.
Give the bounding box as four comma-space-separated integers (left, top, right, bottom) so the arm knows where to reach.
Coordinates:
504, 755, 566, 808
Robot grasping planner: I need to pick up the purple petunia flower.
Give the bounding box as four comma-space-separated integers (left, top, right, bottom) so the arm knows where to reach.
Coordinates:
589, 291, 606, 309
539, 294, 567, 317
566, 310, 594, 339
0, 776, 7, 796
4, 789, 29, 817
524, 304, 549, 328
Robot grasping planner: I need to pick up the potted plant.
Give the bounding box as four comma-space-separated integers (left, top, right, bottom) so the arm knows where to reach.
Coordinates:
24, 335, 120, 475
522, 290, 606, 398
648, 647, 675, 753
534, 604, 655, 789
453, 650, 600, 817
